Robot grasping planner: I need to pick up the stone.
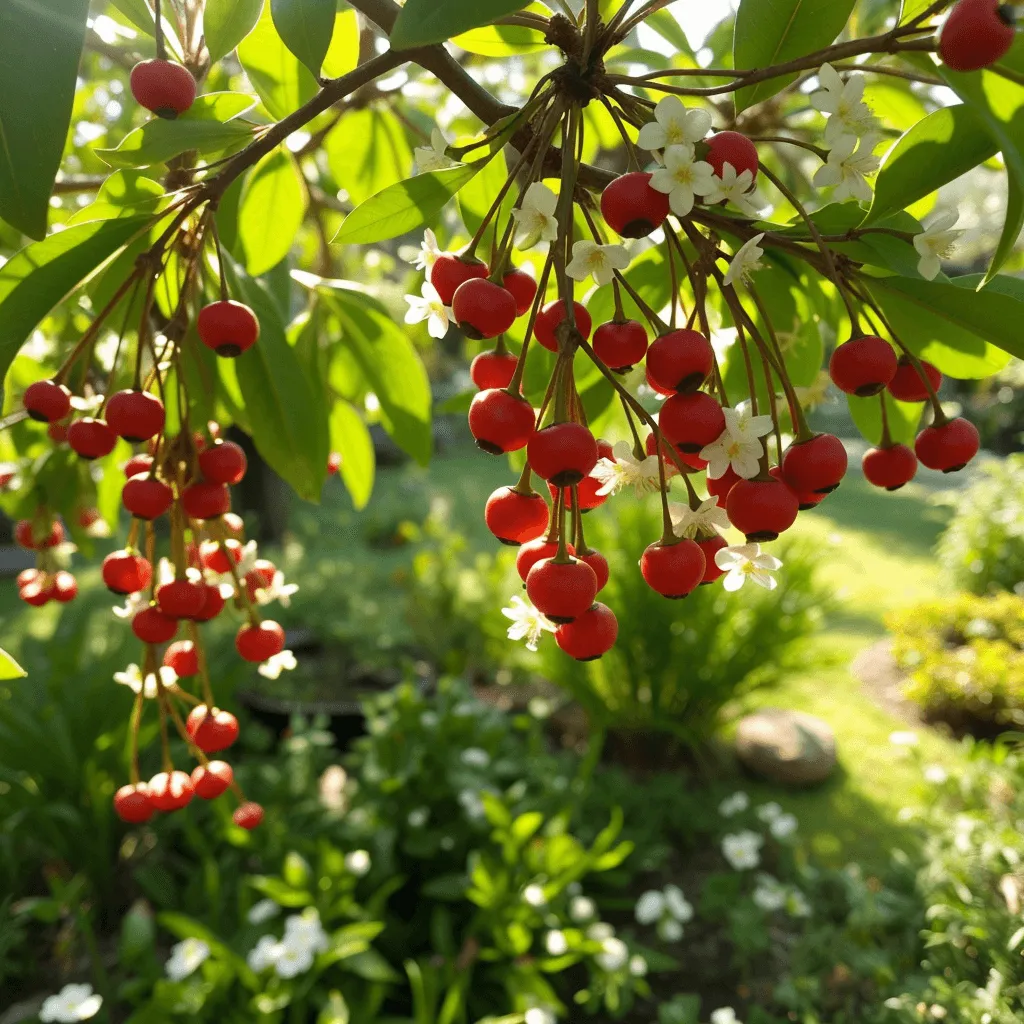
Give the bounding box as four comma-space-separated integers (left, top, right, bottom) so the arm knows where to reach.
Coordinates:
735, 707, 837, 786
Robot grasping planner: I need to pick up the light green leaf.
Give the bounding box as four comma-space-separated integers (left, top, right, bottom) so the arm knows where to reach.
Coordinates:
68, 171, 168, 225
0, 647, 26, 680
109, 0, 184, 55
453, 22, 546, 56
329, 401, 375, 510
645, 9, 696, 62
205, 0, 265, 62
733, 0, 856, 112
322, 8, 360, 77
238, 2, 319, 120
899, 0, 934, 23
317, 991, 351, 1024
271, 0, 336, 77
0, 0, 91, 238
390, 0, 533, 49
238, 149, 307, 275
847, 392, 923, 446
326, 107, 414, 206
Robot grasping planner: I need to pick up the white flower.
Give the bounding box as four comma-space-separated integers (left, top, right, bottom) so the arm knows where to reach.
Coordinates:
253, 570, 298, 608
570, 895, 596, 922
715, 543, 783, 592
752, 874, 788, 912
700, 402, 775, 480
512, 182, 559, 248
649, 144, 716, 217
114, 663, 179, 699
813, 132, 883, 204
711, 1007, 741, 1024
637, 96, 712, 152
630, 954, 649, 976
664, 885, 693, 922
722, 830, 764, 870
112, 591, 148, 619
670, 497, 730, 539
165, 938, 210, 981
409, 228, 443, 271
284, 909, 330, 952
258, 650, 297, 680
590, 439, 661, 497
502, 595, 557, 652
460, 747, 491, 768
414, 126, 454, 173
345, 849, 371, 876
587, 921, 614, 941
636, 885, 692, 938
524, 1008, 557, 1024
404, 281, 451, 340
596, 935, 629, 972
925, 764, 949, 785
770, 813, 798, 840
722, 233, 765, 288
635, 890, 666, 925
719, 791, 749, 817
247, 898, 280, 924
566, 239, 631, 286
235, 540, 259, 578
523, 883, 547, 907
39, 984, 103, 1022
274, 940, 316, 978
810, 64, 878, 145
702, 163, 764, 218
756, 802, 782, 823
545, 929, 569, 955
889, 730, 919, 747
248, 934, 282, 972
914, 211, 962, 281
658, 918, 684, 941
458, 788, 485, 819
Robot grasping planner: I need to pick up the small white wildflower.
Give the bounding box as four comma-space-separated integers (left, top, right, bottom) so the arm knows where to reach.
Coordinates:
813, 132, 883, 204
722, 830, 763, 870
663, 885, 694, 923
569, 895, 596, 922
635, 890, 666, 925
756, 802, 783, 823
719, 791, 749, 817
658, 918, 684, 942
39, 984, 103, 1023
404, 281, 451, 340
889, 730, 919, 747
566, 239, 631, 286
770, 813, 798, 840
545, 929, 569, 955
914, 211, 962, 281
247, 899, 280, 925
512, 182, 559, 248
715, 543, 783, 592
810, 64, 878, 145
112, 591, 148, 619
253, 570, 298, 608
502, 595, 557, 652
165, 938, 210, 981
414, 126, 454, 172
345, 849, 371, 876
711, 1008, 741, 1024
410, 228, 443, 271
258, 650, 297, 680
670, 497, 730, 539
524, 1008, 557, 1024
273, 940, 316, 978
702, 163, 764, 217
596, 935, 629, 972
629, 954, 649, 976
637, 96, 713, 153
460, 747, 491, 768
114, 663, 179, 699
722, 233, 765, 289
590, 439, 661, 498
523, 883, 547, 907
587, 921, 614, 942
649, 143, 716, 217
925, 764, 949, 785
752, 874, 788, 912
247, 935, 282, 972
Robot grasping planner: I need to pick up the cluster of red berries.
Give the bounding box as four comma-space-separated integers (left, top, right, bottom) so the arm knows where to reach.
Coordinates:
13, 516, 78, 606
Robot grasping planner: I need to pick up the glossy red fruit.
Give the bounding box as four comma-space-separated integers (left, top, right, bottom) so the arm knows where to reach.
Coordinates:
939, 0, 1015, 71
887, 356, 943, 403
452, 279, 518, 340
187, 706, 240, 753
24, 380, 72, 423
78, 507, 102, 529
556, 602, 619, 660
20, 579, 54, 607
862, 443, 918, 491
430, 254, 487, 305
200, 538, 241, 574
103, 550, 152, 594
471, 349, 519, 391
68, 419, 116, 460
601, 171, 670, 238
646, 329, 714, 394
105, 390, 165, 443
516, 538, 576, 581
535, 300, 592, 353
484, 486, 549, 546
17, 568, 40, 589
770, 465, 825, 512
48, 422, 69, 443
233, 801, 265, 829
706, 464, 742, 503
697, 534, 728, 584
182, 481, 231, 519
640, 539, 706, 598
705, 131, 759, 180
124, 453, 154, 479
52, 571, 78, 603
245, 559, 278, 600
132, 606, 179, 644
197, 301, 259, 357
191, 761, 233, 800
526, 557, 599, 624
527, 422, 599, 487
130, 59, 196, 118
157, 579, 208, 619
148, 770, 195, 812
122, 477, 174, 520
502, 269, 538, 316
594, 319, 649, 374
726, 477, 799, 542
236, 620, 286, 662
164, 640, 199, 677
781, 434, 848, 494
579, 549, 610, 592
658, 392, 726, 453
114, 783, 154, 823
549, 438, 613, 512
14, 519, 64, 550
915, 417, 980, 473
468, 388, 535, 454
829, 336, 897, 397
198, 441, 247, 485
193, 585, 226, 622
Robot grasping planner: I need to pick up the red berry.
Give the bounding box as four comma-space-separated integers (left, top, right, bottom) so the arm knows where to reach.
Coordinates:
535, 300, 592, 354
130, 59, 196, 118
471, 349, 519, 391
526, 557, 599, 623
198, 440, 247, 485
502, 269, 538, 316
697, 534, 728, 584
105, 390, 165, 443
182, 481, 231, 519
555, 602, 619, 660
236, 620, 286, 662
187, 705, 240, 753
326, 452, 342, 475
915, 417, 980, 473
593, 319, 648, 372
548, 439, 612, 511
15, 518, 64, 550
484, 486, 549, 546
197, 301, 260, 357
17, 568, 40, 588
68, 418, 117, 460
640, 539, 706, 598
78, 507, 101, 529
601, 171, 670, 238
829, 336, 897, 397
245, 559, 278, 600
103, 550, 153, 594
887, 356, 942, 403
430, 254, 487, 305
52, 571, 78, 603
114, 783, 154, 823
527, 422, 599, 487
147, 770, 195, 812
233, 801, 264, 830
200, 538, 241, 574
646, 431, 705, 470
452, 279, 518, 340
658, 392, 725, 453
23, 380, 72, 423
20, 579, 54, 607
164, 640, 199, 677
132, 606, 179, 644
124, 453, 154, 479
781, 434, 848, 495
862, 443, 918, 491
157, 579, 208, 619
193, 584, 226, 622
191, 761, 233, 800
707, 465, 742, 503
770, 465, 824, 512
48, 422, 69, 444
939, 0, 1015, 71
468, 388, 535, 454
516, 538, 576, 581
122, 477, 174, 520
726, 477, 799, 542
579, 548, 610, 592
646, 329, 714, 394
704, 131, 759, 181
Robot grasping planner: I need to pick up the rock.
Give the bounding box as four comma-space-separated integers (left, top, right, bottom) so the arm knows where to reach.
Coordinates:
735, 708, 837, 786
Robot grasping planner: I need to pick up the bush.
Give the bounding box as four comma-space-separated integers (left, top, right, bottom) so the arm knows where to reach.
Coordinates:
888, 592, 1024, 730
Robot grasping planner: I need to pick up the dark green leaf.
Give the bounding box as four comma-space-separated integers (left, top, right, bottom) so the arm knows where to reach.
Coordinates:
205, 0, 266, 62
271, 0, 337, 77
238, 2, 319, 119
0, 647, 26, 680
390, 0, 532, 49
238, 149, 307, 275
341, 949, 402, 982
329, 401, 375, 510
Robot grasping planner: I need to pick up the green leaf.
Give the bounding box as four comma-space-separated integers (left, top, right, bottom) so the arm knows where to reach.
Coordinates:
238, 1, 319, 120
157, 912, 258, 986
390, 0, 533, 49
109, 0, 184, 55
0, 216, 150, 385
322, 8, 360, 77
865, 105, 998, 225
318, 991, 351, 1024
453, 22, 546, 56
341, 949, 402, 982
205, 0, 265, 62
333, 164, 480, 244
733, 0, 856, 112
238, 149, 307, 275
271, 0, 336, 77
329, 401, 375, 510
510, 812, 543, 843
0, 0, 91, 238
0, 647, 26, 680
326, 107, 414, 206
847, 392, 923, 446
